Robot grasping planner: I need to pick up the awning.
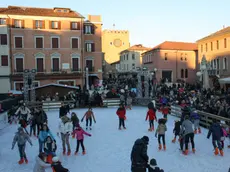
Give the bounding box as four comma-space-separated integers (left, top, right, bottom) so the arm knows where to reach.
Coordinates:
219, 77, 230, 84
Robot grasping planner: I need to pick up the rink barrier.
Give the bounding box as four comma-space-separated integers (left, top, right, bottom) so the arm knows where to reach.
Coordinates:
0, 111, 8, 130
103, 99, 120, 107
170, 105, 230, 128
27, 101, 75, 111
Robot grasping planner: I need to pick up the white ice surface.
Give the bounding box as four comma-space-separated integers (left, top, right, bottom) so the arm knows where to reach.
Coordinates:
0, 107, 229, 172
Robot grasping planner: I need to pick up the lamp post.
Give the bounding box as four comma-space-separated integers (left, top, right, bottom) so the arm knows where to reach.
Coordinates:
85, 67, 89, 90
151, 68, 157, 98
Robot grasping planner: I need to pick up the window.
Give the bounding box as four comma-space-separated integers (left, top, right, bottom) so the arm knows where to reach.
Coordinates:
14, 36, 23, 48
71, 38, 79, 48
126, 54, 128, 60
52, 58, 60, 72
181, 69, 184, 78
165, 53, 168, 60
1, 55, 8, 66
214, 59, 216, 69
15, 82, 23, 91
86, 60, 93, 72
0, 18, 6, 25
184, 54, 187, 61
127, 64, 128, 70
132, 54, 135, 60
185, 69, 188, 78
132, 63, 135, 69
110, 42, 112, 45
15, 58, 23, 72
35, 20, 43, 29
14, 20, 23, 28
33, 81, 39, 87
216, 40, 219, 50
181, 53, 183, 61
85, 43, 95, 52
72, 58, 79, 71
223, 57, 227, 70
35, 37, 43, 49
211, 42, 213, 51
217, 58, 219, 69
224, 38, 227, 48
71, 22, 78, 30
51, 37, 59, 48
36, 58, 44, 72
84, 25, 94, 34
201, 45, 203, 52
0, 34, 7, 45
51, 21, 59, 29
205, 43, 208, 52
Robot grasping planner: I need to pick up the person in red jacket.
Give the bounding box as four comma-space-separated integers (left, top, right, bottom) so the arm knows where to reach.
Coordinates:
116, 104, 126, 130
160, 103, 169, 120
146, 107, 157, 131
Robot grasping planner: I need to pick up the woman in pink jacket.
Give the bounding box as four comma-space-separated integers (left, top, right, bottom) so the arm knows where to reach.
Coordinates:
73, 124, 91, 155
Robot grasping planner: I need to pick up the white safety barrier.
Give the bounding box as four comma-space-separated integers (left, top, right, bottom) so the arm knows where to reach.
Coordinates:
0, 112, 8, 130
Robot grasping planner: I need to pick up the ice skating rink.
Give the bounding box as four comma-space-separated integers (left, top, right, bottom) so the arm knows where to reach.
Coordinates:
0, 107, 229, 172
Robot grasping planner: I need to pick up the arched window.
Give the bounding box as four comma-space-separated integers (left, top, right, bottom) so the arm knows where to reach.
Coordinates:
181, 69, 184, 78
185, 69, 188, 78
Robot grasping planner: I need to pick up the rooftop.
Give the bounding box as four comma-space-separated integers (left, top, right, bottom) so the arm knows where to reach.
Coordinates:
120, 44, 150, 54
0, 6, 84, 18
150, 41, 197, 51
197, 26, 230, 42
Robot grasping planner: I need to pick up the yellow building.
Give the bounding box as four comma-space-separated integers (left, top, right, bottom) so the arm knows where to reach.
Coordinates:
102, 30, 130, 64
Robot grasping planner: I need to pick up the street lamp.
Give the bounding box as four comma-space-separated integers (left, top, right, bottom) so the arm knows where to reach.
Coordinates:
151, 68, 157, 98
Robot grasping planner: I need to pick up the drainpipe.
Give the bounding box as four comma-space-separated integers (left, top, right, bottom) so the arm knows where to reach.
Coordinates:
7, 15, 13, 90
81, 17, 84, 89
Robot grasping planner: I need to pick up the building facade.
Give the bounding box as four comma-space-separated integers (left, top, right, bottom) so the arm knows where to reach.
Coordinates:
197, 27, 230, 81
0, 6, 103, 91
142, 41, 198, 83
0, 22, 10, 93
102, 29, 130, 78
119, 44, 149, 72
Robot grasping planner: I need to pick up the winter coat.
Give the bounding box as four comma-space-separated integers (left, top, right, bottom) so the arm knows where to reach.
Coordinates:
131, 138, 149, 168
59, 106, 67, 118
116, 108, 126, 119
146, 109, 156, 121
160, 107, 169, 115
73, 128, 91, 140
71, 115, 79, 127
148, 166, 164, 172
51, 162, 69, 172
33, 156, 50, 172
207, 123, 223, 140
39, 130, 55, 142
82, 111, 96, 121
58, 120, 73, 134
190, 112, 200, 120
12, 132, 32, 147
181, 119, 194, 135
173, 121, 181, 135
127, 97, 132, 105
15, 106, 31, 116
156, 124, 167, 135
44, 138, 57, 153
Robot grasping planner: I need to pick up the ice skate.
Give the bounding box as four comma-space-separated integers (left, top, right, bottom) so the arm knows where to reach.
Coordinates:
123, 127, 126, 130
25, 159, 28, 164
18, 158, 24, 164
194, 129, 197, 134
63, 149, 66, 155
220, 150, 224, 156
74, 151, 78, 155
158, 144, 162, 150
119, 127, 121, 130
163, 145, 166, 150
148, 128, 151, 131
198, 128, 201, 133
192, 148, 195, 153
183, 149, 188, 155
228, 145, 230, 148
82, 150, 86, 155
214, 148, 219, 155
86, 127, 88, 130
90, 127, 92, 130
67, 150, 71, 156
172, 138, 176, 143
151, 126, 154, 131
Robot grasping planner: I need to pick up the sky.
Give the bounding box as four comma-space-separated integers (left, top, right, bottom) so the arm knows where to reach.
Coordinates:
0, 0, 230, 48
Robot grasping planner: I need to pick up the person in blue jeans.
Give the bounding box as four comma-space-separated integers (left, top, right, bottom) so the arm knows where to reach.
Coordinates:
38, 124, 55, 153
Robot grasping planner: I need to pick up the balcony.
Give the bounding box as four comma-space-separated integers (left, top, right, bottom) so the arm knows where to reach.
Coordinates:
86, 67, 95, 72
71, 68, 82, 73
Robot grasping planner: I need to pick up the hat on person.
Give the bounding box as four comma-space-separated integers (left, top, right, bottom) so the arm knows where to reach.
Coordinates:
52, 156, 59, 163
142, 136, 149, 143
150, 158, 157, 166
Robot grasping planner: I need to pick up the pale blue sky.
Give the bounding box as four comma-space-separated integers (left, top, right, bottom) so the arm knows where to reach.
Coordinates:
0, 0, 229, 47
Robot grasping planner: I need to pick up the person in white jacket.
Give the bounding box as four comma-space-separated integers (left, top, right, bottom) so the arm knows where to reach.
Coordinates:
33, 152, 51, 172
58, 116, 73, 156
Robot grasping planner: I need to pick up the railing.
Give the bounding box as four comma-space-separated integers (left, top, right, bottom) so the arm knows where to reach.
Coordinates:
170, 105, 230, 129
103, 98, 120, 107
71, 68, 82, 73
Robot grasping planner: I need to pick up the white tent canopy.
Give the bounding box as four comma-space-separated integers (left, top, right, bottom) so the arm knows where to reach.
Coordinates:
219, 77, 230, 84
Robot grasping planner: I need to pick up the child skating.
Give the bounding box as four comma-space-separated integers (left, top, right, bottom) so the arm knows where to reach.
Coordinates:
160, 103, 169, 121
12, 127, 33, 164
73, 124, 91, 155
126, 96, 132, 110
190, 110, 201, 134
116, 104, 126, 130
44, 136, 57, 164
146, 107, 157, 131
172, 120, 181, 143
81, 107, 96, 130
155, 119, 167, 150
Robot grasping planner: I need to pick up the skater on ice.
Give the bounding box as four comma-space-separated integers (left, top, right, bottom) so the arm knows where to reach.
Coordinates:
190, 109, 201, 134
146, 106, 157, 131
116, 104, 126, 130
44, 136, 57, 163
172, 120, 181, 143
148, 158, 164, 172
51, 156, 69, 172
12, 127, 33, 164
33, 152, 51, 172
155, 119, 167, 150
72, 124, 91, 155
81, 107, 96, 130
58, 115, 73, 155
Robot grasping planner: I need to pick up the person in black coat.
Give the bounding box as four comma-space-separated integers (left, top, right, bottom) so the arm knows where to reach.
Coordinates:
207, 119, 224, 156
172, 120, 181, 143
51, 156, 69, 172
131, 136, 149, 172
59, 102, 67, 118
148, 158, 164, 172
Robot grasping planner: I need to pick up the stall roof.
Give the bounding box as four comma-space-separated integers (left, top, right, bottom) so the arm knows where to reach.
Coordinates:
219, 77, 230, 84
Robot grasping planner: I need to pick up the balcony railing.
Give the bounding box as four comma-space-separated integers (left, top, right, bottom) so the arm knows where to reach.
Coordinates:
13, 69, 24, 74
86, 67, 94, 72
51, 69, 61, 73
71, 68, 82, 72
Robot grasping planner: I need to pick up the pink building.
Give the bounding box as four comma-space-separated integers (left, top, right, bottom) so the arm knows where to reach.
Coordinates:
142, 41, 198, 83
0, 6, 103, 90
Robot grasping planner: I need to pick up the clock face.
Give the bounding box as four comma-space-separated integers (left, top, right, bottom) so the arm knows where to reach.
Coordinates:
113, 39, 122, 47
